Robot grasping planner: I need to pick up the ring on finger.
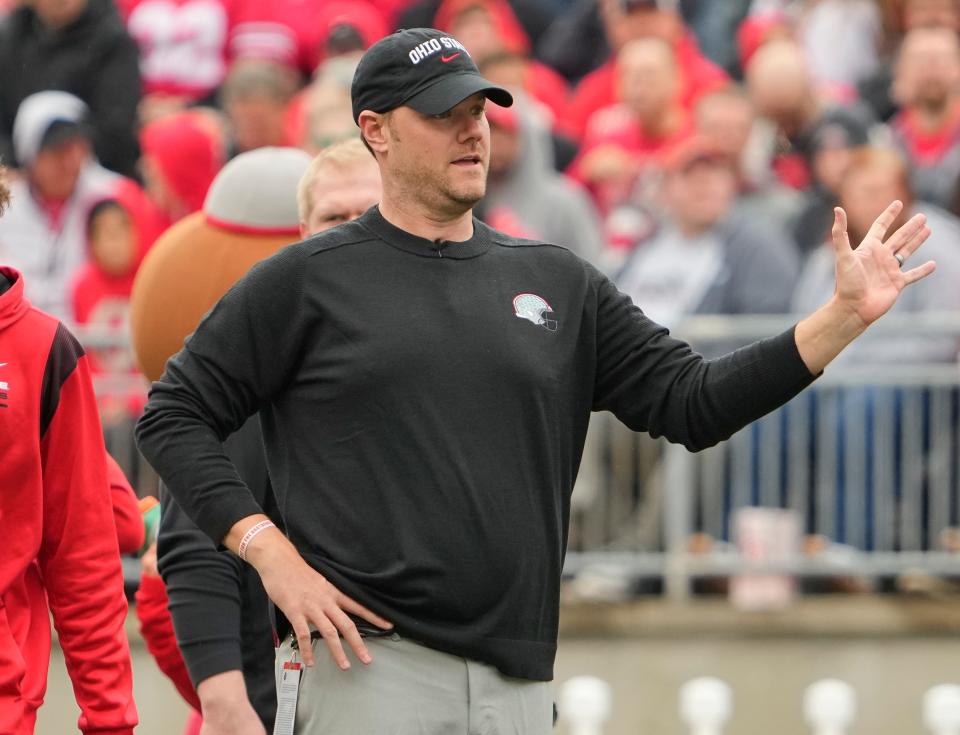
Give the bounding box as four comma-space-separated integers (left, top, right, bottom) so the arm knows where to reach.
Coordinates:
894, 251, 905, 267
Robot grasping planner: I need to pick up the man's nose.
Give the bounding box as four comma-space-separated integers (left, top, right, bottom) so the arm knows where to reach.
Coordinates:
459, 113, 485, 141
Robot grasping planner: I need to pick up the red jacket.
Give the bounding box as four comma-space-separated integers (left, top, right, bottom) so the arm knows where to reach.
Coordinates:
0, 267, 137, 735
107, 454, 146, 556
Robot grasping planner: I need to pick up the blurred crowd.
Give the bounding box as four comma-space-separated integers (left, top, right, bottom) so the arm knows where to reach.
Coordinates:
2, 0, 960, 417
5, 4, 960, 729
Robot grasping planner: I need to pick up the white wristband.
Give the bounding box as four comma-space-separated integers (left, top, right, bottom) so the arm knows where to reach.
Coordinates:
237, 520, 276, 561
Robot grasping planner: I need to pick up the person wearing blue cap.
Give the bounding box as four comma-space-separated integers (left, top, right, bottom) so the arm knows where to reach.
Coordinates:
138, 27, 937, 734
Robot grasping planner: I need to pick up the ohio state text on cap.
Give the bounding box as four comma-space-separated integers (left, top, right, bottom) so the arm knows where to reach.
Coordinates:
351, 27, 513, 122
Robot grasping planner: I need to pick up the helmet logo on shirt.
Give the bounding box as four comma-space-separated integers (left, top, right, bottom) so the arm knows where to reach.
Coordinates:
513, 293, 558, 331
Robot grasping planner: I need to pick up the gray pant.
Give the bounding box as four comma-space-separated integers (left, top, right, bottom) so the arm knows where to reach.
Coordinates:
275, 632, 553, 734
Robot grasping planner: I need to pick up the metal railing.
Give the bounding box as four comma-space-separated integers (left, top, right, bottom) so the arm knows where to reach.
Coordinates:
564, 313, 960, 600
75, 315, 960, 601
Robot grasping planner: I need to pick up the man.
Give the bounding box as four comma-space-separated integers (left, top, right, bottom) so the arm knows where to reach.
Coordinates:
857, 0, 960, 122
130, 142, 382, 735
693, 86, 804, 234
616, 135, 799, 326
745, 39, 875, 191
890, 26, 960, 209
0, 91, 118, 321
572, 37, 694, 214
791, 110, 871, 256
137, 28, 935, 733
480, 96, 603, 266
297, 138, 382, 237
221, 61, 300, 157
0, 163, 137, 733
0, 0, 141, 177
552, 0, 728, 139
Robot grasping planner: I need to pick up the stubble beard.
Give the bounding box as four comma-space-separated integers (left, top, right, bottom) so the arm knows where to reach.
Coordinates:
421, 164, 488, 218
389, 138, 489, 218
444, 172, 487, 208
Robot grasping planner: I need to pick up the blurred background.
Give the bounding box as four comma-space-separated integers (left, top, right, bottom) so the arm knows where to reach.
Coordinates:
3, 0, 960, 731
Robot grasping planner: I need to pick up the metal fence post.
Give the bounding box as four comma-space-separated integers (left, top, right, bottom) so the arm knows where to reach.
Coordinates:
663, 442, 694, 601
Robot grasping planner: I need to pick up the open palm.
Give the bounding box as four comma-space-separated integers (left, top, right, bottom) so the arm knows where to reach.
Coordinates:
832, 200, 935, 327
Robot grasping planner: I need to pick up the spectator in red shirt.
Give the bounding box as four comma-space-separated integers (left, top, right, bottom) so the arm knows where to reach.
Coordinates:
72, 179, 165, 341
571, 37, 694, 214
565, 0, 728, 141
890, 26, 960, 208
70, 178, 166, 421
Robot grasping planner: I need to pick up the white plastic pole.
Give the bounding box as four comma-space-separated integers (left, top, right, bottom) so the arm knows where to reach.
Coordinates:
559, 675, 612, 735
679, 677, 733, 735
803, 679, 857, 735
924, 684, 960, 735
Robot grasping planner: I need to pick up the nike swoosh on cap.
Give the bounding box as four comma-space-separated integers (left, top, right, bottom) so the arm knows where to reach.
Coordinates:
441, 53, 461, 63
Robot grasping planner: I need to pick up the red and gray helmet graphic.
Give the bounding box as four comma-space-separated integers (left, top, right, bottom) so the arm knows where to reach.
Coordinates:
513, 293, 558, 331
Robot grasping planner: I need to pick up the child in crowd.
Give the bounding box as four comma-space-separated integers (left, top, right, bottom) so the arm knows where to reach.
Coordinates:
71, 178, 166, 423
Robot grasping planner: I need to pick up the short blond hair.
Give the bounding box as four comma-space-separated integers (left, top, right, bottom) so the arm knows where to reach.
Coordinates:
0, 165, 10, 217
297, 138, 376, 223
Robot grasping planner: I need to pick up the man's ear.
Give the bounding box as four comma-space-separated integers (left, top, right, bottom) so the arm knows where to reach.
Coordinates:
358, 110, 389, 157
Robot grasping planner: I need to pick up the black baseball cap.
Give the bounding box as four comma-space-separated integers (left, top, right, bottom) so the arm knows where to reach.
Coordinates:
351, 28, 513, 123
806, 111, 870, 158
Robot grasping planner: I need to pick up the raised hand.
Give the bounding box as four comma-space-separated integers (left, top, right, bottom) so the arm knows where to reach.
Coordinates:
831, 199, 935, 327
796, 199, 938, 374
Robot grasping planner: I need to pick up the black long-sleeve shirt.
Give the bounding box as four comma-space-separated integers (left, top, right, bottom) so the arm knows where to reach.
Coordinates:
136, 206, 815, 680
156, 415, 278, 729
